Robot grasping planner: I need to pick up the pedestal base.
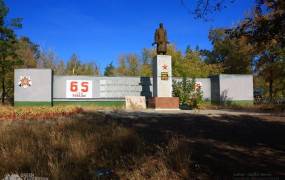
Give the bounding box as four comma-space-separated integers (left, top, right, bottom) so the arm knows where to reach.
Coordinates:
153, 55, 172, 97
147, 97, 179, 110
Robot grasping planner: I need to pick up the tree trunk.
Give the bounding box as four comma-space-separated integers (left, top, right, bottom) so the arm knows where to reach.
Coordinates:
269, 69, 273, 103
269, 79, 273, 102
1, 73, 5, 105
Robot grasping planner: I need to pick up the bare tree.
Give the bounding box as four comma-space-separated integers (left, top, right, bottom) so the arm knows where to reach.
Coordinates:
180, 0, 236, 20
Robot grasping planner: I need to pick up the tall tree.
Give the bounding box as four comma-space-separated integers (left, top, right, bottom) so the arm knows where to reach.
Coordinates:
166, 45, 184, 77
78, 62, 100, 76
165, 44, 222, 77
55, 60, 65, 75
179, 46, 223, 77
51, 54, 100, 76
66, 54, 80, 75
16, 37, 39, 68
230, 0, 285, 99
104, 62, 115, 76
126, 54, 140, 76
140, 48, 154, 77
116, 56, 128, 76
116, 54, 141, 76
37, 49, 58, 70
202, 29, 254, 74
0, 0, 22, 104
93, 63, 100, 76
255, 47, 285, 99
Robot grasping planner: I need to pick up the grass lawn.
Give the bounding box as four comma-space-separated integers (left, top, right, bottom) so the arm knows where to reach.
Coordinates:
0, 106, 284, 179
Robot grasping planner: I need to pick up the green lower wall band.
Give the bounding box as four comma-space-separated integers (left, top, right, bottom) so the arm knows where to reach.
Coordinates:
15, 100, 253, 107
14, 101, 52, 106
211, 100, 254, 105
53, 101, 125, 107
14, 101, 125, 107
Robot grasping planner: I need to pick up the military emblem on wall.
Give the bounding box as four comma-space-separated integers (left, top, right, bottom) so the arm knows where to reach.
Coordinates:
161, 72, 169, 80
161, 64, 169, 80
195, 82, 203, 91
18, 76, 32, 88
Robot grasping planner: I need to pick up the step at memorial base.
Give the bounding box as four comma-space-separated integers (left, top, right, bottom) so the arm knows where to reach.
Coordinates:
147, 97, 179, 110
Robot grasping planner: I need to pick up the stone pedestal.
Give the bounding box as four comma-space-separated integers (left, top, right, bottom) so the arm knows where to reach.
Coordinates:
125, 96, 146, 110
153, 55, 172, 97
149, 55, 179, 110
148, 97, 179, 110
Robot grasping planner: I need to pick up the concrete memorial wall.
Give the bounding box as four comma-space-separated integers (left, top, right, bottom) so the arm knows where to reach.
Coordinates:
14, 69, 52, 106
213, 74, 254, 105
53, 76, 153, 100
14, 69, 254, 106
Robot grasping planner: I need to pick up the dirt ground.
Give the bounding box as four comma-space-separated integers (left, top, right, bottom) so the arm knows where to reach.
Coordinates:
100, 109, 285, 178
1, 108, 283, 179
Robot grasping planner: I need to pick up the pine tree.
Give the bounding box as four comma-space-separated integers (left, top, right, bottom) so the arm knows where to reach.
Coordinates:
104, 62, 115, 76
0, 0, 22, 104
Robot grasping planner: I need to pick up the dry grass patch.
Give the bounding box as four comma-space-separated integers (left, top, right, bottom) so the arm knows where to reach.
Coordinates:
0, 112, 150, 179
0, 107, 197, 179
0, 110, 195, 179
0, 106, 83, 120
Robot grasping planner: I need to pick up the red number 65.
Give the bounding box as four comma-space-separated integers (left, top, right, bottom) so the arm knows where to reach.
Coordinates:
70, 81, 89, 92
70, 81, 78, 92
81, 82, 89, 92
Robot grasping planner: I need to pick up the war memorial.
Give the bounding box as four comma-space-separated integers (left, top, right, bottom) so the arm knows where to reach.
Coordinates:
3, 0, 285, 178
14, 24, 253, 108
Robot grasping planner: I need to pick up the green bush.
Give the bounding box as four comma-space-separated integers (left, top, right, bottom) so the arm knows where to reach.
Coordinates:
173, 77, 203, 109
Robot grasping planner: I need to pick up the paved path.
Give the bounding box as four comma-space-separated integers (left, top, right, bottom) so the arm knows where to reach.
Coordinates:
97, 109, 285, 123
103, 109, 283, 116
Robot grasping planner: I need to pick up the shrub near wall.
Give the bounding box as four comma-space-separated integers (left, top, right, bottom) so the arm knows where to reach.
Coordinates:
173, 77, 203, 109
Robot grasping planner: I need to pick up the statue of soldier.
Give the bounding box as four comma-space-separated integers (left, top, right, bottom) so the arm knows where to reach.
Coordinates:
153, 23, 169, 55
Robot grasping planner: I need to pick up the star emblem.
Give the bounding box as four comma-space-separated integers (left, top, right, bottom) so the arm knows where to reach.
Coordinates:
195, 82, 202, 90
162, 64, 168, 70
18, 76, 32, 88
